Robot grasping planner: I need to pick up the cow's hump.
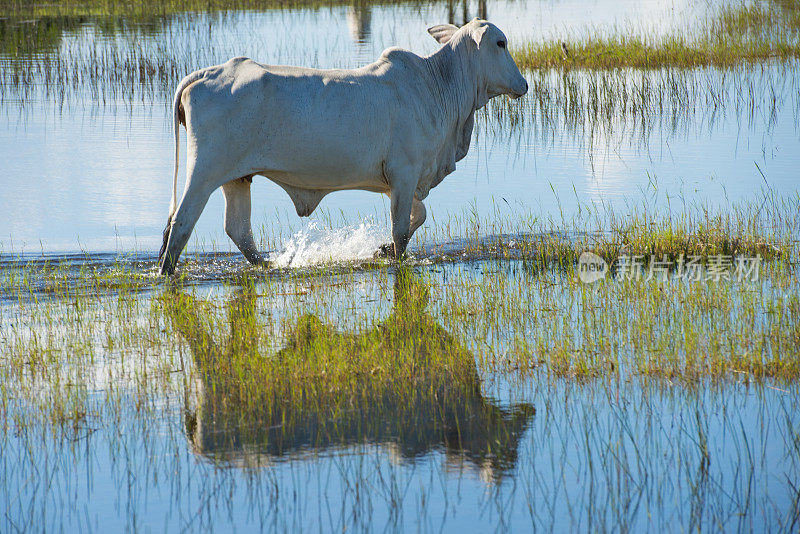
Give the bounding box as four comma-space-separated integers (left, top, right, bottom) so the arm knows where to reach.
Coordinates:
379, 47, 421, 68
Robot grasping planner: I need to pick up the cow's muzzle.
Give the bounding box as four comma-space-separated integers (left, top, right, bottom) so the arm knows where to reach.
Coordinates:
511, 80, 528, 99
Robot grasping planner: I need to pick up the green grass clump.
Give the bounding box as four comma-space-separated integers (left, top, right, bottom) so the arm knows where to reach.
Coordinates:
513, 1, 800, 70
419, 195, 794, 276
515, 34, 799, 71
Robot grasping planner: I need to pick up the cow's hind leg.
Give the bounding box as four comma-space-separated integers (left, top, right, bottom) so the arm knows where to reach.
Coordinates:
158, 216, 173, 264
159, 179, 215, 275
222, 176, 264, 266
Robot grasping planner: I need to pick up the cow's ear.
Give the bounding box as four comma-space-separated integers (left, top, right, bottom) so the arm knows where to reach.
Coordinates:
471, 24, 489, 49
427, 24, 459, 44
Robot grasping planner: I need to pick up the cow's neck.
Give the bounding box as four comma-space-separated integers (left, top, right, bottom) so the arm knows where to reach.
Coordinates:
425, 42, 483, 128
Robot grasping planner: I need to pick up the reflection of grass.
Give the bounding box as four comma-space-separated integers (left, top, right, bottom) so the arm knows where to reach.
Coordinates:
0, 0, 419, 17
514, 2, 800, 69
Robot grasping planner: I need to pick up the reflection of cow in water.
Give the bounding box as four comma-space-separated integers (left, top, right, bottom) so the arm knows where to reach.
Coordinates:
447, 0, 488, 27
347, 1, 372, 43
163, 269, 534, 481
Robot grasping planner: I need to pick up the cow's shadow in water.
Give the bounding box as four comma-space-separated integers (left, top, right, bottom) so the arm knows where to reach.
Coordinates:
163, 269, 534, 481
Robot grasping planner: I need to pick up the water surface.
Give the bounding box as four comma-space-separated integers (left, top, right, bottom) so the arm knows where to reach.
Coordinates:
1, 0, 797, 254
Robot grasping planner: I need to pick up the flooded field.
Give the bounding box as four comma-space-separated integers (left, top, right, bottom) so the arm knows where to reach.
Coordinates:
1, 0, 799, 531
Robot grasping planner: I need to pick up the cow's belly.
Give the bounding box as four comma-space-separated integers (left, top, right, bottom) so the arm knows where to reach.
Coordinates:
232, 120, 387, 190
260, 169, 387, 193
243, 141, 387, 192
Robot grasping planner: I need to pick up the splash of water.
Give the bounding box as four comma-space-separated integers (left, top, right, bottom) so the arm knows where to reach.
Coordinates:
269, 220, 388, 268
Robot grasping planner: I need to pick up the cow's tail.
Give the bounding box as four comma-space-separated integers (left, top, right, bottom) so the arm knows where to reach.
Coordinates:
159, 69, 206, 264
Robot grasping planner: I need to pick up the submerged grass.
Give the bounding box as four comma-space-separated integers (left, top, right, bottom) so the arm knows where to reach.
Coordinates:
514, 1, 800, 70
440, 260, 800, 383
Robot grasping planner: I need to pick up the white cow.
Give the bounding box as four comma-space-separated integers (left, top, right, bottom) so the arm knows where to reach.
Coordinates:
158, 19, 528, 275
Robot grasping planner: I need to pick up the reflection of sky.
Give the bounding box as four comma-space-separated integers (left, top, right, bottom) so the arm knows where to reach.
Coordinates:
0, 0, 798, 253
1, 341, 796, 531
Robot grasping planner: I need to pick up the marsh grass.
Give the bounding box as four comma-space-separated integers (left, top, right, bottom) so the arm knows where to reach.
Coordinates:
1, 199, 799, 530
514, 1, 800, 70
2, 192, 794, 301
439, 260, 800, 383
1, 195, 797, 392
515, 32, 799, 71
2, 0, 798, 146
480, 61, 800, 160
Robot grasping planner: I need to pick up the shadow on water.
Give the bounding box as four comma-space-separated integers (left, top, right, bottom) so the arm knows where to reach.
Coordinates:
162, 268, 535, 480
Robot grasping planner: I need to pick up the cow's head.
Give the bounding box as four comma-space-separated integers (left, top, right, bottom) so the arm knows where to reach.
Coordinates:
428, 19, 528, 106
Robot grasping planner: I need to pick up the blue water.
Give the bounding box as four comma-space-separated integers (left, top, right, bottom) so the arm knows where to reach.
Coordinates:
2, 362, 796, 532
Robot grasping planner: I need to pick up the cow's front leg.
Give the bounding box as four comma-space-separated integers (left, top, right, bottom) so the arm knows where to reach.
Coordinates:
222, 177, 264, 266
389, 185, 414, 260
378, 196, 426, 258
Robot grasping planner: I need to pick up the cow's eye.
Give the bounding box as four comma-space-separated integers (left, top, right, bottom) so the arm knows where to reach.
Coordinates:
497, 41, 506, 49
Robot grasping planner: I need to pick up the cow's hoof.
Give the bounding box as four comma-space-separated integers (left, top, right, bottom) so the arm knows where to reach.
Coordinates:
376, 243, 395, 259
251, 258, 271, 269
158, 261, 176, 277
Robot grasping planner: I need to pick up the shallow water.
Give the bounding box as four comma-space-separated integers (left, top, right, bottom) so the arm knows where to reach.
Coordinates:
2, 262, 799, 532
1, 0, 800, 531
3, 372, 798, 532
